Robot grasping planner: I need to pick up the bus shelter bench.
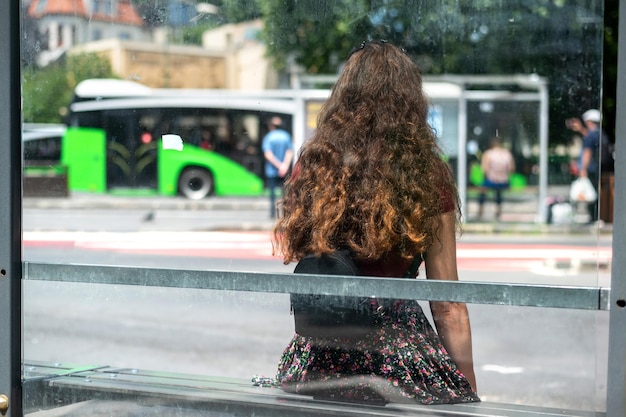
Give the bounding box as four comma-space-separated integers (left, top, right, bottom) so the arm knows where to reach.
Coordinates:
23, 361, 603, 417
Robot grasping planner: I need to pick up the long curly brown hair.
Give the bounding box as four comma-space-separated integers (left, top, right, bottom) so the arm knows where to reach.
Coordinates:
273, 41, 460, 264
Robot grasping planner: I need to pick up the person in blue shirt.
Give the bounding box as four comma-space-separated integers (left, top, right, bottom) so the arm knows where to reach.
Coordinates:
262, 116, 294, 218
566, 109, 609, 223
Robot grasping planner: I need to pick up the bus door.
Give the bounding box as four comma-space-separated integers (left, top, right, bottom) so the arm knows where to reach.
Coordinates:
104, 110, 158, 190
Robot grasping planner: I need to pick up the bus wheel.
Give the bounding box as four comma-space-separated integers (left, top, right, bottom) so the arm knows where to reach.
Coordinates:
178, 168, 214, 199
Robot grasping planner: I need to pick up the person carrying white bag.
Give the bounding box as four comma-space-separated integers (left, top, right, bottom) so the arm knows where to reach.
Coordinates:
565, 109, 605, 223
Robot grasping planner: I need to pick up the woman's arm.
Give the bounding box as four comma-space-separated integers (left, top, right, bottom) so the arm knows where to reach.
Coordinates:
424, 211, 477, 391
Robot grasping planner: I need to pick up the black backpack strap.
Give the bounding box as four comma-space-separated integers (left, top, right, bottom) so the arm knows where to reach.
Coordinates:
295, 250, 423, 278
404, 254, 423, 278
294, 249, 360, 276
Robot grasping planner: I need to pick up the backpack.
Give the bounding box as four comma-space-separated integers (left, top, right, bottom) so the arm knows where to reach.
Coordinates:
291, 250, 422, 339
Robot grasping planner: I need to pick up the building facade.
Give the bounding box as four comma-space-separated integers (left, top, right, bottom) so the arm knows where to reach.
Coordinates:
69, 38, 228, 89
27, 0, 149, 66
27, 0, 278, 90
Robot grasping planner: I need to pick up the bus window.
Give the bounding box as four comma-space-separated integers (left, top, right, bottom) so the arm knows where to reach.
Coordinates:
23, 134, 62, 162
103, 110, 157, 190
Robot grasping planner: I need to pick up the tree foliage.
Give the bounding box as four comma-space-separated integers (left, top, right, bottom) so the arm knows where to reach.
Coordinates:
220, 0, 262, 22
255, 0, 605, 145
22, 53, 116, 123
257, 1, 601, 77
259, 1, 369, 74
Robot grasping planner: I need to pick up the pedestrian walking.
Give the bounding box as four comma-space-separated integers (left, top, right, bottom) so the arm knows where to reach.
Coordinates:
262, 116, 293, 218
477, 135, 515, 221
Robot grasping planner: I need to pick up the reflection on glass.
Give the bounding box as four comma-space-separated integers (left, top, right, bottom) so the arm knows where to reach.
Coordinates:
23, 283, 294, 378
21, 0, 609, 414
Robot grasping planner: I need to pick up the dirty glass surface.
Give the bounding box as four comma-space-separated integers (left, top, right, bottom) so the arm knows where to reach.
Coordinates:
20, 0, 610, 414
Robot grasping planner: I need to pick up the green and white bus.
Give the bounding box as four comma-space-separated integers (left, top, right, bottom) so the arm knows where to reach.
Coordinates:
61, 79, 297, 199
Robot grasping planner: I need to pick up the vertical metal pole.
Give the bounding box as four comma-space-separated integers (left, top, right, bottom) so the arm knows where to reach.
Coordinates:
537, 80, 550, 223
606, 0, 626, 414
293, 94, 305, 157
0, 0, 22, 415
458, 93, 468, 220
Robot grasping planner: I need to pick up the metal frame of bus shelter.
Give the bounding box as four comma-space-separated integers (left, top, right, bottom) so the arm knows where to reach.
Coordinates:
606, 0, 626, 413
437, 75, 549, 224
0, 0, 23, 415
1, 2, 626, 417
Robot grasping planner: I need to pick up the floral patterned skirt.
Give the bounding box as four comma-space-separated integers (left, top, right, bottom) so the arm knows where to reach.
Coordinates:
275, 299, 480, 405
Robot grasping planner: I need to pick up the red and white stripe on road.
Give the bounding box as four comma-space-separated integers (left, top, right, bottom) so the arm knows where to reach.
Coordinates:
456, 244, 612, 271
24, 231, 277, 260
23, 231, 612, 271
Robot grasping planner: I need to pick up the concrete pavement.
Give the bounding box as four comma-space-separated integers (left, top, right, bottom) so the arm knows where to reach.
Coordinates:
22, 185, 613, 235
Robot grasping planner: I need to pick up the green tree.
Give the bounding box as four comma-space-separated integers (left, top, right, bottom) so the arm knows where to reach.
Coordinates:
258, 0, 605, 145
260, 0, 369, 73
220, 0, 261, 22
22, 53, 116, 123
180, 22, 219, 45
259, 1, 601, 76
22, 65, 69, 123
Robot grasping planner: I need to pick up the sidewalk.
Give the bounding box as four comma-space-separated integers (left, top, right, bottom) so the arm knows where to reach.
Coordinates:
22, 185, 613, 235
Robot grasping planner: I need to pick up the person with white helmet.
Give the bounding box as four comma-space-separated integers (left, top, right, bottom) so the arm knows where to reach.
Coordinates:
565, 109, 610, 223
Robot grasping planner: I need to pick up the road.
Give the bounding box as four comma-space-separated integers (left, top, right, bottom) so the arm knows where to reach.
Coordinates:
21, 206, 612, 412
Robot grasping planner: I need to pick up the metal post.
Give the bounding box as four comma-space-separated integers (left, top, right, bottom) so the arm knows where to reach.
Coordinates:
0, 0, 22, 410
458, 92, 468, 220
0, 0, 23, 415
606, 0, 626, 414
537, 80, 550, 223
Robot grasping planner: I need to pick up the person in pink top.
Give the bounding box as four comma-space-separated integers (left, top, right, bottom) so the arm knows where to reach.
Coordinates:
477, 135, 515, 220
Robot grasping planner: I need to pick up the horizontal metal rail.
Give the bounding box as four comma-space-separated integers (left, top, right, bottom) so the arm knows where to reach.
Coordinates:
23, 262, 610, 311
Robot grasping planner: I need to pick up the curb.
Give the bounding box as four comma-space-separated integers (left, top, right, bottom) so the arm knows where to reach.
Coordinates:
461, 221, 613, 235
23, 195, 613, 235
23, 196, 269, 211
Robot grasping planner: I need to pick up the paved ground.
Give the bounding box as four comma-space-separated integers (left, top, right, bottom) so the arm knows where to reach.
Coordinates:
22, 185, 613, 235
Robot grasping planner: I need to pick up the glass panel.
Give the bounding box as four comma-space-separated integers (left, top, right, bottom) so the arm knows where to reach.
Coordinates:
23, 281, 606, 412
21, 0, 611, 414
23, 283, 294, 378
